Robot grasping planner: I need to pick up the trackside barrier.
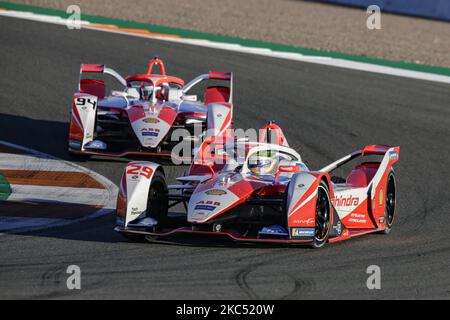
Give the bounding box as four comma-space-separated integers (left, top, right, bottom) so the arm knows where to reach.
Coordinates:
319, 0, 450, 22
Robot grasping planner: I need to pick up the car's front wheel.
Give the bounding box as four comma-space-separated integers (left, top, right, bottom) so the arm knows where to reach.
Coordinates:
380, 170, 396, 234
311, 180, 331, 249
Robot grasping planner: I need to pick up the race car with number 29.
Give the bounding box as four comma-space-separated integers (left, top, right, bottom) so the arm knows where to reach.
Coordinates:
68, 57, 233, 160
115, 122, 400, 248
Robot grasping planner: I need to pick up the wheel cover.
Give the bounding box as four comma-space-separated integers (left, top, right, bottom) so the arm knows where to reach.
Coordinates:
315, 186, 330, 241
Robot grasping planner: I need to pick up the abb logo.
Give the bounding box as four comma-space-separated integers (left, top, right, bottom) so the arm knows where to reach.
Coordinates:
196, 200, 221, 206
126, 164, 153, 180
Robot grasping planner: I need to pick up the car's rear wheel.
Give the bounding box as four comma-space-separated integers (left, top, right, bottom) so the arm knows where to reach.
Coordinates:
311, 181, 331, 249
380, 171, 396, 234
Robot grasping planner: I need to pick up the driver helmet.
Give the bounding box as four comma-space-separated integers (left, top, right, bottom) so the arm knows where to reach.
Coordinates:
248, 150, 279, 175
140, 84, 154, 100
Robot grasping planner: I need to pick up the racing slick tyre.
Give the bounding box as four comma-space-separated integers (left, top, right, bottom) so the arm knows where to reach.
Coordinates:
380, 170, 396, 235
311, 180, 332, 249
146, 170, 169, 227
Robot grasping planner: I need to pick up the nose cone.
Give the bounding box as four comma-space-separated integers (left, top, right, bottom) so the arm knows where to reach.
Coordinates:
188, 183, 239, 223
187, 175, 266, 223
128, 105, 177, 148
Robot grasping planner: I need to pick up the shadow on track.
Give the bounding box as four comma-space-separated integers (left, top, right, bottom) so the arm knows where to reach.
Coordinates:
0, 113, 71, 160
10, 213, 314, 249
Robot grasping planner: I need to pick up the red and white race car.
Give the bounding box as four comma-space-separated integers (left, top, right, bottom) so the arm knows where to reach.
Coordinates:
115, 123, 400, 248
68, 57, 233, 159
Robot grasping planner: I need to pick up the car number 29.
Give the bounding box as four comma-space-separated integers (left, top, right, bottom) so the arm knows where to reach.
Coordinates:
126, 165, 153, 180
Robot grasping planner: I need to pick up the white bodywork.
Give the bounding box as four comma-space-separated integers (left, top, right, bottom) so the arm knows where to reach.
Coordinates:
120, 161, 162, 226
72, 94, 98, 150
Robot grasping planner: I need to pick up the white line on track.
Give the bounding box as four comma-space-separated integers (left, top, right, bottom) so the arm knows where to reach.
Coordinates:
8, 185, 113, 207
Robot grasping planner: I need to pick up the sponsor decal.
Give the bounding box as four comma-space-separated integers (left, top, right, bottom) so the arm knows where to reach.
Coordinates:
131, 207, 141, 215
333, 221, 342, 235
142, 132, 159, 137
291, 228, 315, 237
348, 213, 367, 224
297, 183, 305, 189
259, 225, 288, 236
379, 189, 384, 206
389, 150, 398, 160
206, 189, 227, 196
194, 205, 216, 211
195, 200, 221, 211
294, 218, 315, 226
141, 128, 160, 137
196, 200, 221, 206
332, 195, 360, 207
143, 118, 160, 124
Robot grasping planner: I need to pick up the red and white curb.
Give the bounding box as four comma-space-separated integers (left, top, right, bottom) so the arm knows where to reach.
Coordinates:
0, 141, 118, 233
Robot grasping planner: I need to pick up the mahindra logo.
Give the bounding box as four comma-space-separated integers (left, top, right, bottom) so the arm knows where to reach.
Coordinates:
332, 195, 360, 207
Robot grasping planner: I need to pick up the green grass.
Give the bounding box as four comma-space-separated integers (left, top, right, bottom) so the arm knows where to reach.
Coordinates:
0, 174, 11, 201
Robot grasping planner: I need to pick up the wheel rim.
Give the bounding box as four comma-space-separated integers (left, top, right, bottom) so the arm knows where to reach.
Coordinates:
315, 186, 330, 242
386, 175, 396, 226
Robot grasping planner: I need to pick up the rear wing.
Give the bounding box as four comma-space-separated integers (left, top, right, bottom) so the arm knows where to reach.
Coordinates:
183, 71, 234, 104
320, 145, 400, 173
79, 64, 127, 87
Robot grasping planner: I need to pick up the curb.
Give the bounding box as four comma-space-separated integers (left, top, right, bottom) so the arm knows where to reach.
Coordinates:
0, 140, 118, 233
